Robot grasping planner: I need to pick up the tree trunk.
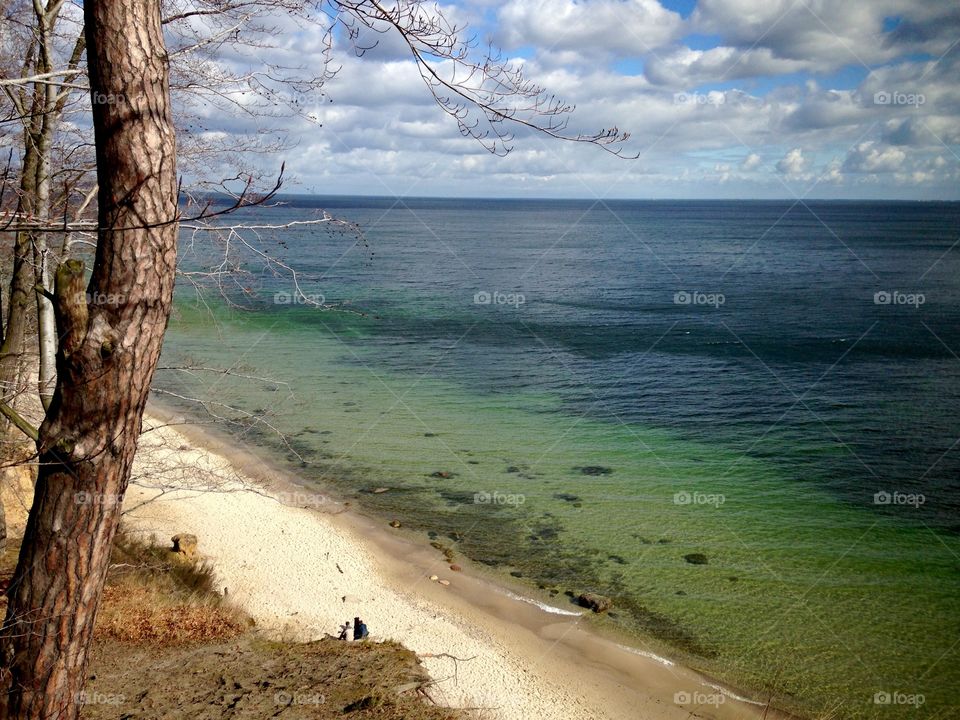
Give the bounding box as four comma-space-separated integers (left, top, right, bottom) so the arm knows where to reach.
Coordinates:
31, 0, 68, 412
0, 0, 178, 716
0, 8, 44, 407
33, 241, 56, 411
0, 233, 39, 410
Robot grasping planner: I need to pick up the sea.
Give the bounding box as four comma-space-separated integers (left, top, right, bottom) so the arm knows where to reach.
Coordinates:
155, 196, 960, 719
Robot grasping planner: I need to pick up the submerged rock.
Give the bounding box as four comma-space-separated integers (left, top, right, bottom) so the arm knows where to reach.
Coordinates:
430, 471, 455, 479
577, 592, 613, 613
577, 466, 613, 476
553, 493, 581, 503
388, 520, 401, 529
684, 553, 708, 565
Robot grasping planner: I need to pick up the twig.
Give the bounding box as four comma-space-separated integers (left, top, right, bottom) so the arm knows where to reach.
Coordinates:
0, 401, 40, 442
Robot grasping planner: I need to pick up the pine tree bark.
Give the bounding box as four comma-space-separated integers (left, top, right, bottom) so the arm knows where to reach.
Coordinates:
0, 0, 178, 716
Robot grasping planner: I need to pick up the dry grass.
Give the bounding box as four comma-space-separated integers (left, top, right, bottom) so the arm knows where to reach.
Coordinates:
95, 584, 248, 645
94, 530, 250, 645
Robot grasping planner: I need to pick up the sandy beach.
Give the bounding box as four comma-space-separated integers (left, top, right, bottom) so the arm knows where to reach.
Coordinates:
123, 410, 792, 720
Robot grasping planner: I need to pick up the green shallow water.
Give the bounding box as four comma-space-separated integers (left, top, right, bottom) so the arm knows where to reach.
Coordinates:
156, 300, 960, 719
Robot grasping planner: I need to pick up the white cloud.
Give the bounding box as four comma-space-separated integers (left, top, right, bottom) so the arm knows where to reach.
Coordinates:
497, 0, 683, 58
741, 153, 762, 171
646, 46, 809, 87
843, 142, 907, 173
822, 159, 844, 184
776, 148, 808, 177
692, 0, 959, 72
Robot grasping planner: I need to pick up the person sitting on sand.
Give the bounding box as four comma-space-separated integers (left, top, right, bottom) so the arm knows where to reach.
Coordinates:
338, 621, 351, 641
357, 619, 369, 639
352, 616, 362, 640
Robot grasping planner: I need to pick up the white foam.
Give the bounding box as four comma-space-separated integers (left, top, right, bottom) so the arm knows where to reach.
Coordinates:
706, 682, 766, 706
499, 589, 585, 617
615, 643, 675, 667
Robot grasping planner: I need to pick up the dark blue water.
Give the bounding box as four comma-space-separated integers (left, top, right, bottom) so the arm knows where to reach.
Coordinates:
186, 197, 960, 526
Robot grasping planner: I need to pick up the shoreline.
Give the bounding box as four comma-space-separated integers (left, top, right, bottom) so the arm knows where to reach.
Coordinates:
126, 405, 795, 720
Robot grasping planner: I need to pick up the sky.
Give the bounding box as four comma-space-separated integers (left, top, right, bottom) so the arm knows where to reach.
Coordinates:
191, 0, 960, 200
